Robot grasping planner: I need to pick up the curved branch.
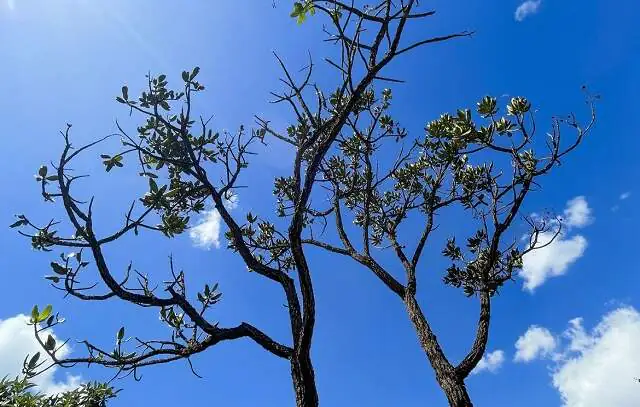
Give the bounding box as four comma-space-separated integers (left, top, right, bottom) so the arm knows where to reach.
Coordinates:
455, 291, 490, 378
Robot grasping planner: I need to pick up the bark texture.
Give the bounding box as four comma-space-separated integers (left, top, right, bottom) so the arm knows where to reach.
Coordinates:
405, 295, 473, 407
291, 353, 319, 407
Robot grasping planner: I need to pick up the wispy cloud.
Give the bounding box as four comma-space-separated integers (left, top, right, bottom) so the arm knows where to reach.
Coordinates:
189, 195, 238, 250
520, 196, 592, 291
562, 196, 593, 228
515, 0, 542, 22
189, 210, 224, 249
472, 350, 505, 374
521, 232, 587, 291
612, 191, 631, 212
7, 0, 15, 10
514, 326, 557, 362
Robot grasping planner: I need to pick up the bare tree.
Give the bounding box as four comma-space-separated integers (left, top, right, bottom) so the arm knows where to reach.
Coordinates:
12, 2, 474, 406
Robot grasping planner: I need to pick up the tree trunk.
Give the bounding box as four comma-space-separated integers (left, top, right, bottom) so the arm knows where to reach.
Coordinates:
404, 295, 473, 407
438, 375, 473, 407
291, 352, 319, 407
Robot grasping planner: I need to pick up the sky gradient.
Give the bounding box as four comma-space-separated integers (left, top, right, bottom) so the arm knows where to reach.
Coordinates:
1, 1, 640, 406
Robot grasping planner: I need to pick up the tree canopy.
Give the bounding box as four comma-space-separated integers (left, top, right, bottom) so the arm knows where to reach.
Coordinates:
0, 377, 115, 407
10, 1, 596, 406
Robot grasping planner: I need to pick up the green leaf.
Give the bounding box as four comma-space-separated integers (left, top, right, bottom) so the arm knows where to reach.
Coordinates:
164, 188, 180, 198
149, 178, 159, 193
121, 86, 129, 100
290, 1, 314, 24
50, 262, 68, 275
31, 305, 39, 323
117, 327, 125, 342
190, 67, 200, 80
45, 275, 61, 283
104, 156, 123, 172
46, 175, 59, 182
38, 165, 48, 177
38, 305, 53, 323
28, 352, 41, 369
9, 219, 26, 228
291, 2, 303, 17
181, 71, 189, 82
44, 335, 56, 351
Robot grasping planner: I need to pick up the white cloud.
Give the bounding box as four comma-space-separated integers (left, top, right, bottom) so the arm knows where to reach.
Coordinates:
521, 232, 587, 291
471, 350, 505, 375
189, 195, 238, 250
562, 318, 594, 353
553, 307, 640, 406
43, 375, 83, 395
515, 0, 542, 21
7, 0, 15, 10
562, 196, 592, 228
514, 326, 557, 362
520, 196, 592, 291
189, 210, 224, 249
612, 192, 631, 211
519, 307, 640, 406
0, 314, 81, 395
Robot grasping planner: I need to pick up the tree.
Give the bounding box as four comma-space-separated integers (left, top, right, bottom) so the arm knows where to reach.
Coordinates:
298, 94, 595, 405
281, 4, 595, 406
11, 2, 471, 407
0, 376, 115, 407
11, 1, 596, 406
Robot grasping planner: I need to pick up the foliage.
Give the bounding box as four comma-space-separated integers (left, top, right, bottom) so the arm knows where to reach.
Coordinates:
290, 1, 315, 24
10, 1, 596, 407
0, 377, 115, 407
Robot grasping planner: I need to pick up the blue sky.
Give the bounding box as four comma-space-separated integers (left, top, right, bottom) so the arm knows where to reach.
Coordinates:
1, 1, 640, 406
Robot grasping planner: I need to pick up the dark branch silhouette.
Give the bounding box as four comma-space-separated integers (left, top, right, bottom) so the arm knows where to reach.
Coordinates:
15, 2, 475, 406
